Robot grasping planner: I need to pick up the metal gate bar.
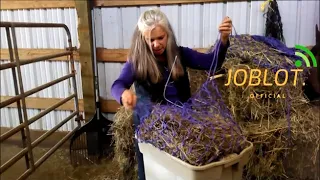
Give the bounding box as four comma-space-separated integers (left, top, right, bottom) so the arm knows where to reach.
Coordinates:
18, 127, 79, 180
0, 22, 81, 180
0, 94, 76, 143
0, 74, 74, 109
0, 51, 72, 70
4, 25, 30, 170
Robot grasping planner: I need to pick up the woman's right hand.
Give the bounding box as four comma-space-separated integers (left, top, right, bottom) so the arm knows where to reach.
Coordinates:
121, 89, 137, 110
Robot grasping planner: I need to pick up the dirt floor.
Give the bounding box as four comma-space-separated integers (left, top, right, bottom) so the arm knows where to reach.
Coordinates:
1, 142, 120, 180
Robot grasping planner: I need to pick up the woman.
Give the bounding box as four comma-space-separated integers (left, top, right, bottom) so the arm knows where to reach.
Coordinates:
111, 8, 232, 180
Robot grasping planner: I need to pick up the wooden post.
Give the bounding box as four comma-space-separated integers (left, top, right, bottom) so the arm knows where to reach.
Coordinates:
75, 0, 96, 121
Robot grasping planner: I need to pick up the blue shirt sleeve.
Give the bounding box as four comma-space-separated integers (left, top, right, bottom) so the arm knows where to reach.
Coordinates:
181, 39, 230, 71
111, 61, 135, 104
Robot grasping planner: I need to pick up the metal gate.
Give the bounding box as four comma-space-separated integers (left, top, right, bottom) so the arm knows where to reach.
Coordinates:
0, 22, 81, 180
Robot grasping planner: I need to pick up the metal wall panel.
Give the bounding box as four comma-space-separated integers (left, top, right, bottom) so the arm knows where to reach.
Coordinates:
0, 8, 81, 131
249, 1, 266, 35
0, 8, 79, 48
297, 0, 319, 46
276, 0, 319, 47
95, 1, 319, 103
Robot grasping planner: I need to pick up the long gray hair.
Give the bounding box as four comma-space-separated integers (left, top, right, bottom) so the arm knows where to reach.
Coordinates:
128, 8, 184, 84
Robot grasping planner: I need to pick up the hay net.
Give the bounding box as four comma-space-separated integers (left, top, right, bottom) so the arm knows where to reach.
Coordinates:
134, 37, 247, 166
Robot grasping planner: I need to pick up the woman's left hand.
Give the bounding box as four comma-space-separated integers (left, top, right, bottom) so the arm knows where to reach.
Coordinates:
219, 17, 232, 45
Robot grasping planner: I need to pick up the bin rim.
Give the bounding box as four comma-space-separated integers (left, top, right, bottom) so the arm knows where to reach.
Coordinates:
138, 140, 253, 171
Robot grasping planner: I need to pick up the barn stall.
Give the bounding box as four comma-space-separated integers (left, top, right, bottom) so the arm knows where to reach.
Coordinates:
0, 0, 319, 180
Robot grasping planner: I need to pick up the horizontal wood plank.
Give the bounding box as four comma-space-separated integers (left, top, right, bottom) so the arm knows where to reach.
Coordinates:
94, 0, 231, 7
1, 46, 314, 63
100, 98, 120, 113
0, 1, 76, 10
0, 96, 119, 113
96, 45, 314, 62
96, 48, 128, 63
96, 47, 207, 62
0, 49, 79, 62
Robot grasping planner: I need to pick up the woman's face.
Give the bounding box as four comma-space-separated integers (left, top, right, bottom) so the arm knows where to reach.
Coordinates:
144, 25, 168, 56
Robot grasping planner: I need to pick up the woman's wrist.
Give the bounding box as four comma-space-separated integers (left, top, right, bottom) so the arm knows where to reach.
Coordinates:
221, 37, 229, 46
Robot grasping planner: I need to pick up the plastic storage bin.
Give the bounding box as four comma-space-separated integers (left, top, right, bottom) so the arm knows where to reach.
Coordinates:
138, 141, 253, 180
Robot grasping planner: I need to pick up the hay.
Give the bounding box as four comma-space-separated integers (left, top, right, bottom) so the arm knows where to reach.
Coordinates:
137, 79, 250, 166
187, 68, 230, 104
240, 118, 290, 180
137, 104, 248, 166
221, 35, 308, 122
110, 107, 137, 180
218, 35, 319, 179
187, 34, 319, 179
187, 68, 209, 95
241, 103, 320, 180
190, 35, 309, 121
282, 105, 320, 180
112, 34, 318, 179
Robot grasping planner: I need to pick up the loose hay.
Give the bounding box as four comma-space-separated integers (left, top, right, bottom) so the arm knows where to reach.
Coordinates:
241, 103, 320, 180
282, 105, 320, 180
240, 119, 290, 180
111, 107, 137, 180
187, 68, 209, 95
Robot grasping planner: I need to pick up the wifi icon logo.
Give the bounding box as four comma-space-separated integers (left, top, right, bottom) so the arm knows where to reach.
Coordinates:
295, 44, 317, 68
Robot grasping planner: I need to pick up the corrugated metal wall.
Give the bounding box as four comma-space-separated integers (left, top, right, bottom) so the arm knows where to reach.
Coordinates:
0, 8, 81, 131
95, 1, 320, 119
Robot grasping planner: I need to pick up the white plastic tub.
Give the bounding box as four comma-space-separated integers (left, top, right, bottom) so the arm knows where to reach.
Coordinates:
138, 141, 253, 180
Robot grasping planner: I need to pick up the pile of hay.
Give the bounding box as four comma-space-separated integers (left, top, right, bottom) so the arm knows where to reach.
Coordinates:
136, 79, 250, 166
221, 35, 308, 122
110, 107, 137, 180
137, 104, 248, 166
241, 104, 319, 180
187, 68, 229, 103
189, 35, 308, 122
186, 34, 319, 179
221, 35, 319, 179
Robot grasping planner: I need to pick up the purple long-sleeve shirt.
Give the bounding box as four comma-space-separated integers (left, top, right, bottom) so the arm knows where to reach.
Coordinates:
111, 41, 229, 104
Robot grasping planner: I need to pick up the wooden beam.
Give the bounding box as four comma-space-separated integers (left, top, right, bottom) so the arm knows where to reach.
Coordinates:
96, 45, 314, 62
93, 0, 232, 7
96, 47, 207, 62
96, 48, 128, 63
75, 1, 96, 121
0, 0, 76, 10
100, 98, 120, 113
0, 49, 79, 62
0, 96, 119, 113
1, 45, 314, 63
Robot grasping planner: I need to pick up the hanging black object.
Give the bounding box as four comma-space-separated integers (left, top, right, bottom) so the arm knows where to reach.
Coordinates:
264, 0, 285, 43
